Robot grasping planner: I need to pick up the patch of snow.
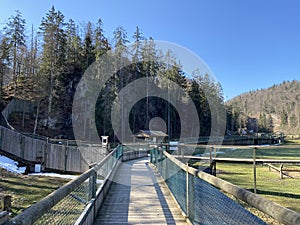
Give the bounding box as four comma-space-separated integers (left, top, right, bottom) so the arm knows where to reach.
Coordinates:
97, 179, 104, 185
28, 173, 78, 180
248, 144, 270, 147
29, 173, 104, 184
0, 154, 26, 174
202, 151, 225, 156
194, 151, 225, 157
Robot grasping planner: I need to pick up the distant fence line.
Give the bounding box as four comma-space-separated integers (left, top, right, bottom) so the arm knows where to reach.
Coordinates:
0, 126, 107, 173
182, 135, 282, 145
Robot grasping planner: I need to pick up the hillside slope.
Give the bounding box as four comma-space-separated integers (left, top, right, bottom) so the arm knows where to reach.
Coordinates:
226, 80, 300, 135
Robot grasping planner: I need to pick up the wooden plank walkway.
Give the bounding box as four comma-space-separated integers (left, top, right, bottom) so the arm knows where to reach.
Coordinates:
94, 157, 187, 225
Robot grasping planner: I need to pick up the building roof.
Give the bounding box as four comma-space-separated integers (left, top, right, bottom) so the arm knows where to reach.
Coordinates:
135, 130, 168, 138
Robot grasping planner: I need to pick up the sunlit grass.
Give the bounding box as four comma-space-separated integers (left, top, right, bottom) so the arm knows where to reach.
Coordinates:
0, 168, 70, 218
191, 144, 300, 213
286, 139, 300, 145
215, 163, 300, 213
193, 144, 300, 160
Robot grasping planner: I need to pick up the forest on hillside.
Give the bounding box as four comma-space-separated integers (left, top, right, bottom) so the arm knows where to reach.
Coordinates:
0, 6, 225, 141
226, 80, 300, 135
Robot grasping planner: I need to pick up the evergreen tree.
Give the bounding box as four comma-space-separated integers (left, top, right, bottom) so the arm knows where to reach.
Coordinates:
132, 26, 144, 63
258, 113, 267, 132
0, 36, 10, 98
66, 19, 82, 65
267, 114, 274, 132
94, 19, 110, 60
130, 26, 145, 133
4, 10, 26, 90
113, 26, 129, 141
83, 21, 95, 69
280, 108, 288, 127
39, 6, 67, 131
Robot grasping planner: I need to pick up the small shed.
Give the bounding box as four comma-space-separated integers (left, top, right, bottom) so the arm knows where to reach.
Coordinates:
134, 130, 168, 143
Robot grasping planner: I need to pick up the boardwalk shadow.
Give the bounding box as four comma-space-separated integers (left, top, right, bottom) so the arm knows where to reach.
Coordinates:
94, 160, 133, 224
95, 158, 183, 224
145, 162, 178, 224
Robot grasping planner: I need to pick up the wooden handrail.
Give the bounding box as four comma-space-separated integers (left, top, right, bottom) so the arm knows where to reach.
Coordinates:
163, 151, 300, 225
5, 147, 120, 225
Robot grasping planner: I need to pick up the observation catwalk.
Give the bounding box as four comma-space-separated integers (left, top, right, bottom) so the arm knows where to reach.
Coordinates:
94, 157, 187, 224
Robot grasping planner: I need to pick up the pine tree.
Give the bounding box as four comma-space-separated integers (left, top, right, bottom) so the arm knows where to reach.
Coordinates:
0, 36, 10, 98
94, 19, 110, 61
83, 21, 95, 69
66, 19, 82, 65
267, 114, 274, 132
4, 10, 26, 92
39, 6, 67, 132
280, 108, 288, 127
132, 26, 144, 63
130, 26, 145, 132
113, 26, 129, 141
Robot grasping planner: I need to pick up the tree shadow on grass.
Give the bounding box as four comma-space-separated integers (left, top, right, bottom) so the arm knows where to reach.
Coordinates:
247, 189, 300, 199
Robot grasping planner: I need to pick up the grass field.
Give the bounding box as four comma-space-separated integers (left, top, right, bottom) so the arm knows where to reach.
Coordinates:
192, 142, 300, 159
216, 163, 300, 213
0, 168, 70, 218
192, 142, 300, 214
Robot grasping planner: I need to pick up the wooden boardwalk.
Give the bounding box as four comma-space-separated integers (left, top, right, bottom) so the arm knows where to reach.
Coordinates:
94, 157, 187, 225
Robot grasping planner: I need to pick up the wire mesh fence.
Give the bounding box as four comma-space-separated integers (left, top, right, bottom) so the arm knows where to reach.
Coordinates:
6, 145, 123, 225
226, 193, 284, 225
34, 181, 90, 225
33, 146, 123, 225
150, 148, 288, 225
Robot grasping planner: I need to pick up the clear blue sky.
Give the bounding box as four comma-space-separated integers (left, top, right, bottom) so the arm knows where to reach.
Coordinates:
0, 0, 300, 100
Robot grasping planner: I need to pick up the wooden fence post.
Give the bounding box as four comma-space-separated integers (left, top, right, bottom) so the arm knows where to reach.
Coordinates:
280, 164, 283, 179
253, 147, 257, 194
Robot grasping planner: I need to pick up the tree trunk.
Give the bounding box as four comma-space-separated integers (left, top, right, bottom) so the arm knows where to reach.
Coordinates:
33, 99, 41, 135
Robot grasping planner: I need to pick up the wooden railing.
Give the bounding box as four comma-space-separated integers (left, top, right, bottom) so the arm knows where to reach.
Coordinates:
151, 148, 300, 225
4, 146, 148, 225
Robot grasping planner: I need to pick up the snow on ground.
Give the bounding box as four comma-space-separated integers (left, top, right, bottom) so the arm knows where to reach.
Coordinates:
0, 154, 26, 174
0, 154, 77, 179
28, 173, 78, 179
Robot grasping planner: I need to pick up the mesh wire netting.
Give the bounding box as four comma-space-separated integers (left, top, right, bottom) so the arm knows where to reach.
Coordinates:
34, 146, 123, 225
34, 181, 90, 225
226, 194, 284, 225
154, 150, 269, 225
191, 176, 267, 225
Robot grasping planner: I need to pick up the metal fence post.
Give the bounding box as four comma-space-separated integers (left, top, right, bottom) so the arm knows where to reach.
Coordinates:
20, 135, 25, 159
188, 172, 195, 222
186, 164, 195, 222
64, 145, 68, 172
253, 147, 257, 194
155, 147, 158, 165
165, 155, 169, 181
89, 170, 97, 200
186, 165, 189, 217
150, 148, 153, 163
160, 148, 164, 174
